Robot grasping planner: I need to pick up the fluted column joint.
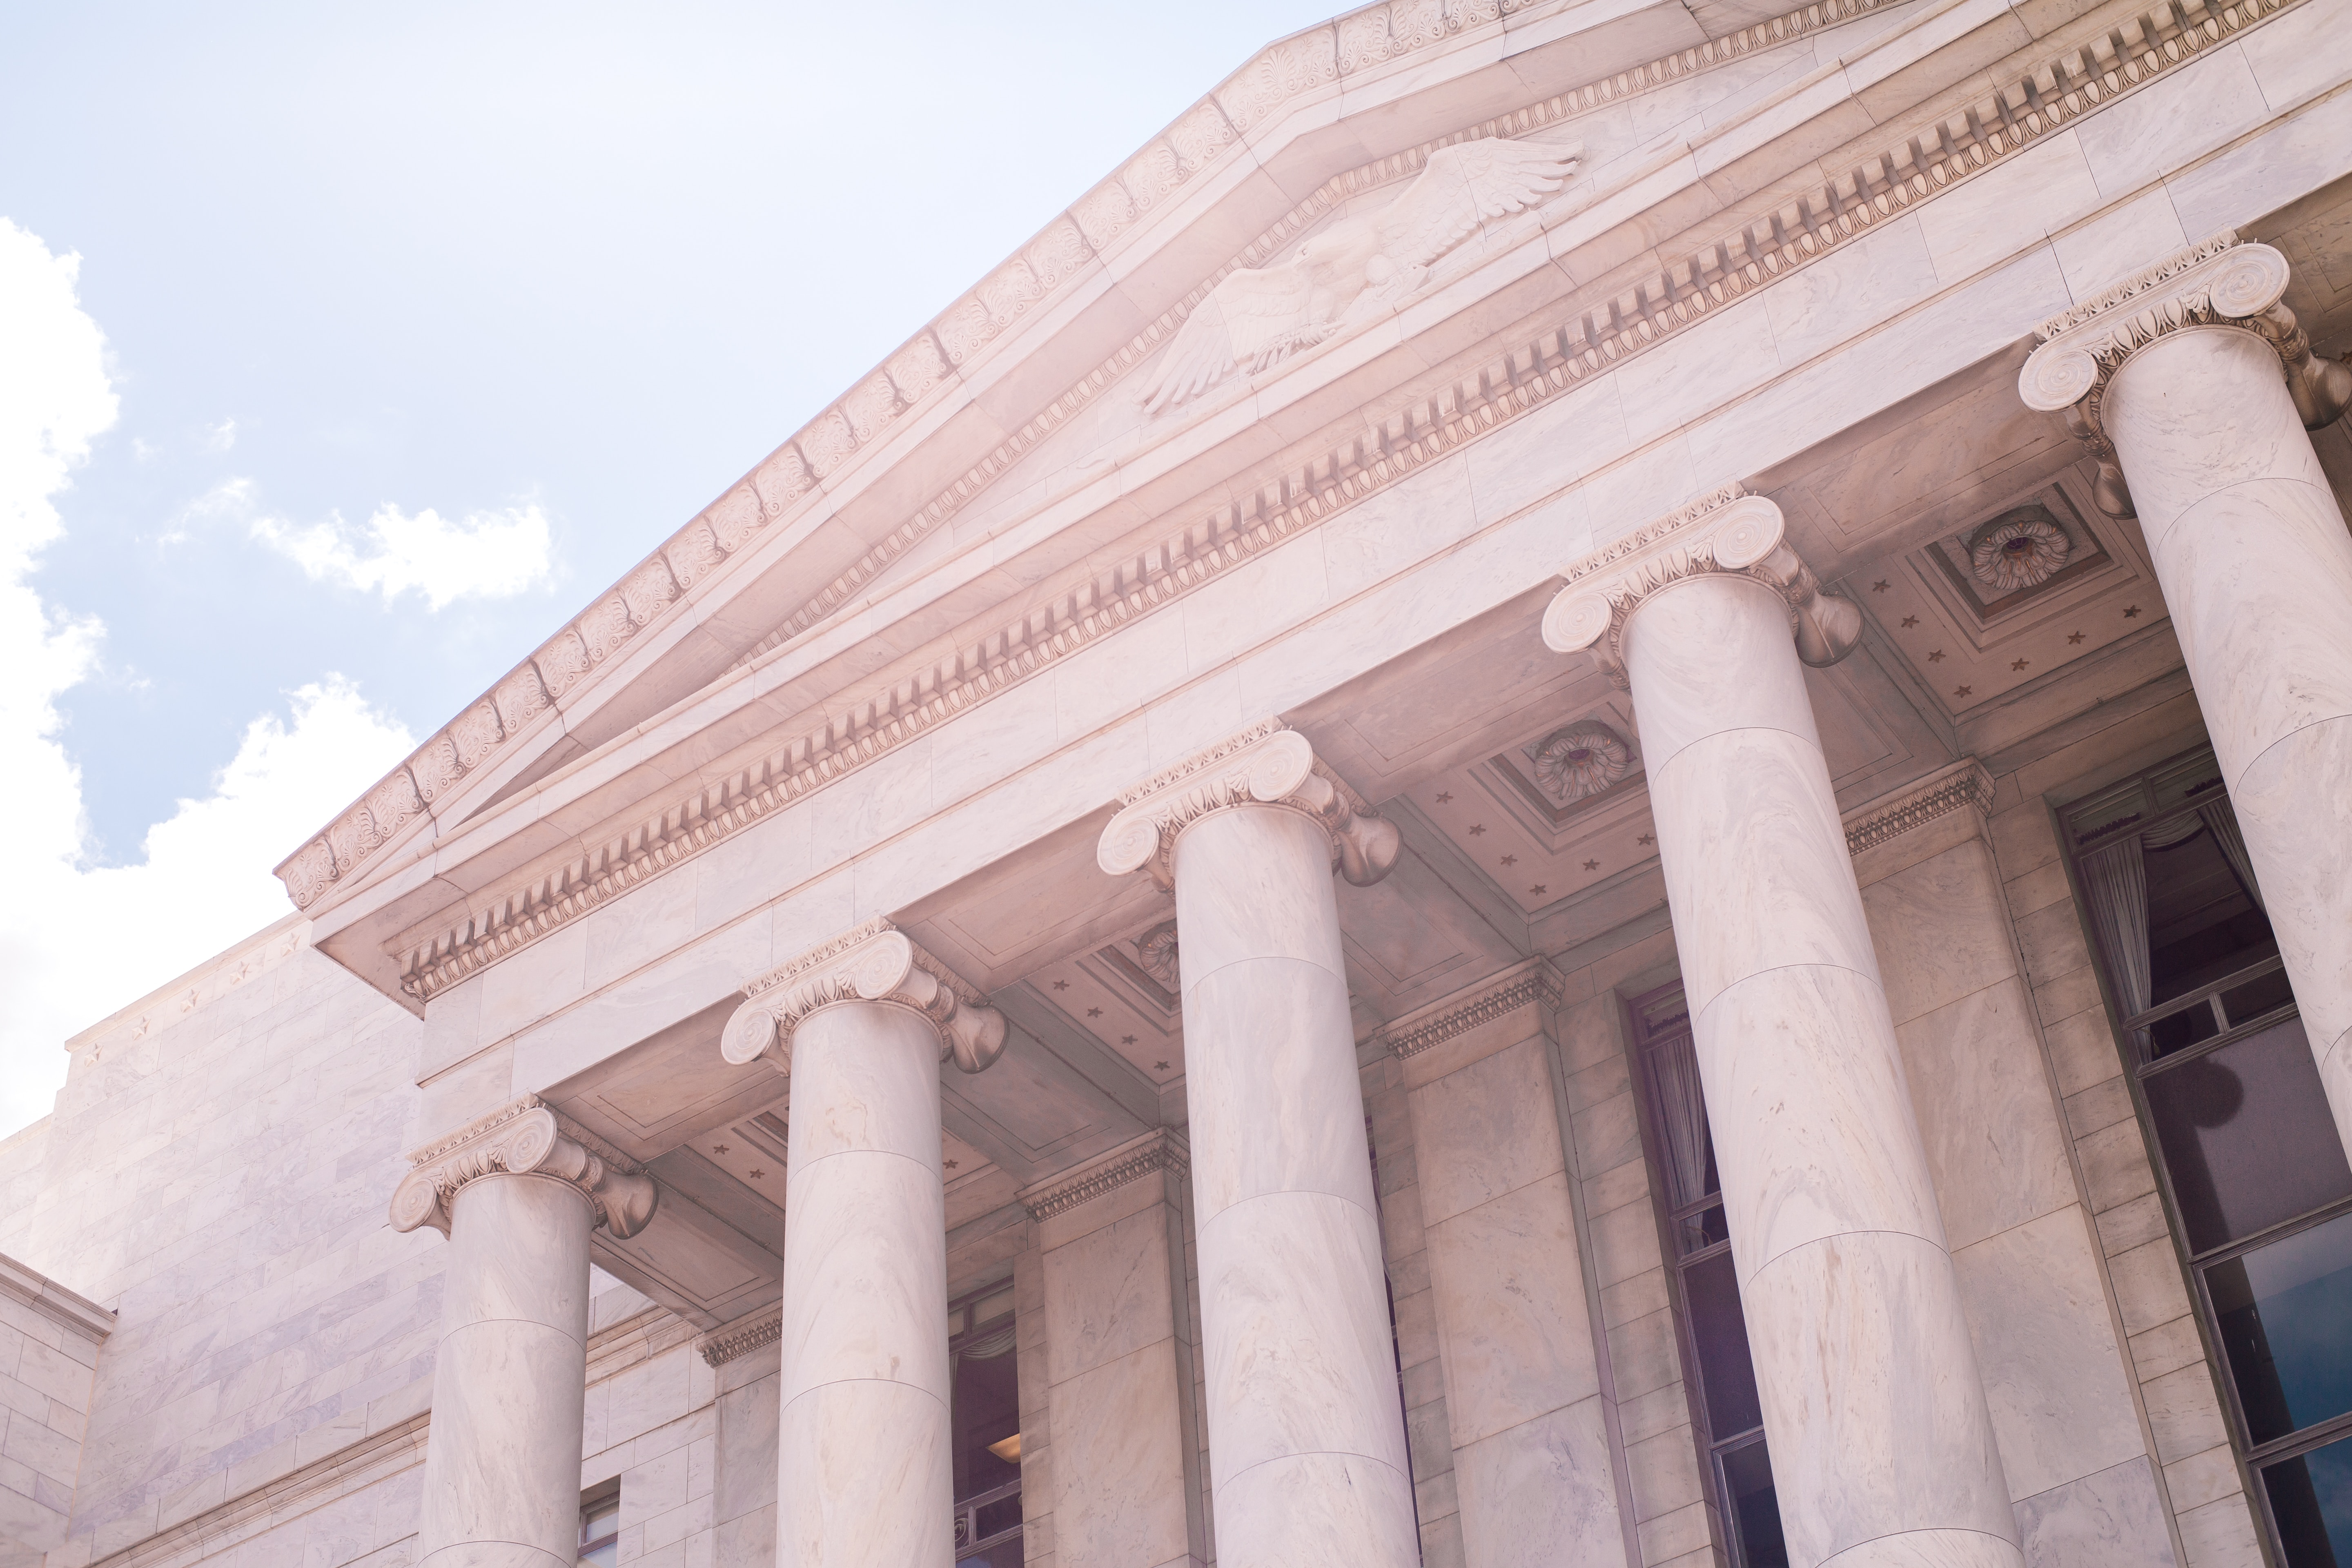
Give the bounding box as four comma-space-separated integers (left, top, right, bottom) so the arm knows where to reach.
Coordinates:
389, 1094, 657, 1238
1096, 719, 1401, 891
1542, 487, 1860, 687
2020, 230, 2352, 517
720, 918, 1008, 1076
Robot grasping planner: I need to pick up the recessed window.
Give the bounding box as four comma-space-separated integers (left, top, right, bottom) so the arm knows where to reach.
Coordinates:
1630, 983, 1788, 1568
579, 1488, 619, 1568
950, 1283, 1022, 1567
2065, 746, 2352, 1562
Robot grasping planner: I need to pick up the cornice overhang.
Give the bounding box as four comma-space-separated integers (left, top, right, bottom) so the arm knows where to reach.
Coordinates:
294, 0, 2305, 1010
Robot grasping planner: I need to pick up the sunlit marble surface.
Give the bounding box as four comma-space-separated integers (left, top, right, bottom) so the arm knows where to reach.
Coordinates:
1624, 571, 2020, 1568
1173, 805, 1417, 1568
418, 1176, 596, 1568
2107, 325, 2352, 1152
776, 1002, 953, 1568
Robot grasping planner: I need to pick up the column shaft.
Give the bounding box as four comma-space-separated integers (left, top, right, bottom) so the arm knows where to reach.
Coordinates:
2104, 325, 2352, 1148
1626, 572, 2019, 1568
417, 1174, 596, 1568
1173, 803, 1417, 1568
775, 1001, 954, 1568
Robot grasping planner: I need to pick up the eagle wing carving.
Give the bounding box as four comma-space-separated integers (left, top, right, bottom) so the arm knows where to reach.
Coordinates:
1134, 136, 1582, 414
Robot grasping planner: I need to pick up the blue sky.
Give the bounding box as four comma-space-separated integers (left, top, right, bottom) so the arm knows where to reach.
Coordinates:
0, 0, 1339, 1133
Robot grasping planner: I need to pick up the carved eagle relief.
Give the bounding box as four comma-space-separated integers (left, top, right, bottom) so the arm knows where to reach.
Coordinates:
1136, 136, 1584, 414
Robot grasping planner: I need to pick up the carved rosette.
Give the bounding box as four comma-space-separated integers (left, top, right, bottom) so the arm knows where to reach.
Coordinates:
719, 920, 1008, 1078
1096, 720, 1401, 891
388, 1096, 657, 1239
2020, 232, 2352, 518
1542, 490, 1861, 686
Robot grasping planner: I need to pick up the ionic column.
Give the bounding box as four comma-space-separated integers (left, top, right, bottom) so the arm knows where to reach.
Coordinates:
720, 920, 1008, 1568
1545, 492, 2022, 1568
391, 1098, 658, 1568
1098, 723, 1415, 1568
2022, 232, 2352, 1149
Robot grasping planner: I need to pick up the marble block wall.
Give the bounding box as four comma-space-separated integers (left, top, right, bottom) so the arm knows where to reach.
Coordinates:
1, 928, 435, 1565
1851, 777, 2174, 1568
1987, 734, 2267, 1568
1014, 1240, 1054, 1568
1027, 1140, 1206, 1568
0, 1256, 109, 1568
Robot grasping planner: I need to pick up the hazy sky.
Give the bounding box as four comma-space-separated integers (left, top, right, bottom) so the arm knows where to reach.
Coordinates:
0, 1, 1341, 1134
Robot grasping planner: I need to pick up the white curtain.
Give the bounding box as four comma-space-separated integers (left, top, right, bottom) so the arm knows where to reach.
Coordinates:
2198, 800, 2266, 913
951, 1318, 1018, 1381
1648, 1031, 1713, 1214
2080, 835, 2152, 1020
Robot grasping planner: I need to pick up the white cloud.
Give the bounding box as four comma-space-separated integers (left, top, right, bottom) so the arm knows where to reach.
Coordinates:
0, 221, 416, 1138
251, 500, 554, 610
204, 416, 236, 451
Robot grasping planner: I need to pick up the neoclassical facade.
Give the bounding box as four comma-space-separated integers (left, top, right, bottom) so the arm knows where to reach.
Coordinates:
7, 2, 2352, 1566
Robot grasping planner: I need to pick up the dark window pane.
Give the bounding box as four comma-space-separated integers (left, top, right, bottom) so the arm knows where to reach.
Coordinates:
1676, 1200, 1730, 1257
2145, 1017, 2352, 1252
2149, 1003, 2221, 1058
2222, 967, 2296, 1028
2263, 1431, 2352, 1568
955, 1537, 1025, 1568
2208, 1211, 2352, 1444
1685, 1247, 1763, 1440
1719, 1439, 1790, 1568
2144, 822, 2277, 1003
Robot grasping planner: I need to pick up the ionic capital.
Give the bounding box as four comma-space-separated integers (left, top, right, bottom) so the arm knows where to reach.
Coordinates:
2020, 231, 2352, 517
389, 1095, 656, 1238
1542, 488, 1860, 687
720, 919, 1008, 1076
1096, 719, 1400, 892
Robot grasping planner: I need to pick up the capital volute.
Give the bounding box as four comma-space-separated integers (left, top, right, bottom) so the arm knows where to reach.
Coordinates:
1543, 489, 1860, 686
389, 1095, 657, 1239
2020, 231, 2352, 517
719, 920, 1008, 1077
1096, 719, 1401, 892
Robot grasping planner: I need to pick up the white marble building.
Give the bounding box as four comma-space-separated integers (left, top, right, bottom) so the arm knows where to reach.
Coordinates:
8, 0, 2352, 1564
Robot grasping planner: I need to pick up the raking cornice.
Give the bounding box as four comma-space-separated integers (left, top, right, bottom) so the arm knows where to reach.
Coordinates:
376, 0, 2297, 1002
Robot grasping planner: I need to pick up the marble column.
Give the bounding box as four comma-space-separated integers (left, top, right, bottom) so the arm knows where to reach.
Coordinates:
2022, 232, 2352, 1152
390, 1096, 659, 1568
1545, 492, 2022, 1568
1098, 722, 1416, 1568
719, 920, 1008, 1568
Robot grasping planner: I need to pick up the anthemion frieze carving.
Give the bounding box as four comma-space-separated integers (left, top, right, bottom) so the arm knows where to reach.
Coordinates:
388, 1095, 658, 1239
1020, 1130, 1190, 1221
718, 920, 1008, 1077
365, 0, 2296, 1001
1136, 138, 1582, 412
1377, 958, 1566, 1060
1841, 758, 1997, 855
1096, 720, 1401, 891
1543, 490, 1861, 684
2021, 231, 2352, 517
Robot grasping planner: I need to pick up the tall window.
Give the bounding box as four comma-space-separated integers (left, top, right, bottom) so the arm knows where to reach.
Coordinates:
949, 1282, 1023, 1567
578, 1487, 619, 1568
1629, 984, 1788, 1568
2065, 748, 2352, 1563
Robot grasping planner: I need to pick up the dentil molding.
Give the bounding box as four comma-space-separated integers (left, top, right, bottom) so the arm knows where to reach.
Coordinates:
2021, 230, 2352, 516
351, 0, 2290, 1004
719, 920, 1008, 1077
1097, 719, 1401, 891
1542, 488, 1861, 684
1020, 1129, 1190, 1222
388, 1095, 657, 1239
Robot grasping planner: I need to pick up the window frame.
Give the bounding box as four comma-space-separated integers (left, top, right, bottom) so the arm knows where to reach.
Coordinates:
2056, 746, 2352, 1561
1623, 980, 1782, 1568
578, 1482, 620, 1568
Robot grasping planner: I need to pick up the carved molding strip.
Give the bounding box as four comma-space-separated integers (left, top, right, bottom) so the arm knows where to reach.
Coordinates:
1544, 490, 1862, 683
379, 0, 2294, 999
1021, 1131, 1191, 1222
1842, 758, 1997, 855
0, 1255, 112, 1343
2021, 232, 2352, 515
699, 1309, 784, 1369
273, 0, 1929, 914
719, 920, 1008, 1077
1379, 958, 1567, 1060
388, 1094, 658, 1240
1098, 720, 1401, 891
